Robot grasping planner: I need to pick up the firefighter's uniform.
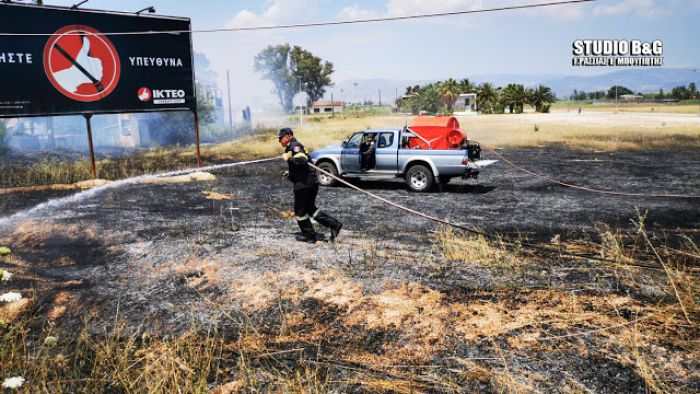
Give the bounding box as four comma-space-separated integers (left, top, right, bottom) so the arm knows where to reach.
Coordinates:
283, 135, 342, 242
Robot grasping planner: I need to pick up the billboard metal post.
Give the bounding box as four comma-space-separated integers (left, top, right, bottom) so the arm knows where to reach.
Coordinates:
193, 110, 201, 168
83, 114, 97, 179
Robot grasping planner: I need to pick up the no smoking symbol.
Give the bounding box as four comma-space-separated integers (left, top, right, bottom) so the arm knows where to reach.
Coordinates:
43, 25, 121, 102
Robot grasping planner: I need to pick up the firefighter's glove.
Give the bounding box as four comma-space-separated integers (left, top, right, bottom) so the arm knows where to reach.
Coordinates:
281, 152, 292, 161
281, 171, 289, 179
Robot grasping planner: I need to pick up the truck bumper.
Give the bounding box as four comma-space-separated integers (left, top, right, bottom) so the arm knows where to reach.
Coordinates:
463, 160, 498, 179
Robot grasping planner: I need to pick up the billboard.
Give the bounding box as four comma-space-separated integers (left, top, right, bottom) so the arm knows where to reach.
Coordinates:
0, 3, 196, 118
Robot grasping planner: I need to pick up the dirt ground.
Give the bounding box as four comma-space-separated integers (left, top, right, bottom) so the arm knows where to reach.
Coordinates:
0, 146, 698, 393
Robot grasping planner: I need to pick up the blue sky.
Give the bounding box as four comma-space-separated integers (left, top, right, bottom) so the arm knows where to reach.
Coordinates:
42, 0, 700, 109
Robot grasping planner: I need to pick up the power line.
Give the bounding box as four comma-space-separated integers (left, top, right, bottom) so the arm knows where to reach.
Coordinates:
0, 0, 598, 36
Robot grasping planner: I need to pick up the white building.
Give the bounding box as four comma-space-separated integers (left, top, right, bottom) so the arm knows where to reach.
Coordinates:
453, 93, 478, 115
311, 101, 345, 114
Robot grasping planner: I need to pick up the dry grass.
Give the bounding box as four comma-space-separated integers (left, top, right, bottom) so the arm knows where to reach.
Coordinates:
247, 109, 700, 154
2, 107, 699, 188
0, 220, 698, 392
553, 103, 700, 114
457, 111, 700, 151
434, 226, 520, 267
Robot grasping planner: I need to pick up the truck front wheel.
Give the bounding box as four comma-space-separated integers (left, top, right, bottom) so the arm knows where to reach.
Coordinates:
316, 161, 339, 187
405, 164, 434, 192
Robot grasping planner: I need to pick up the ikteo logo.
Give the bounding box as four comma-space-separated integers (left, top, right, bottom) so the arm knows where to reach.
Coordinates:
137, 87, 186, 105
137, 87, 152, 102
572, 39, 663, 67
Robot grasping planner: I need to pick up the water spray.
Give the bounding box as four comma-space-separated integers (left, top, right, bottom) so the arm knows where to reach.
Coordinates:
0, 157, 278, 230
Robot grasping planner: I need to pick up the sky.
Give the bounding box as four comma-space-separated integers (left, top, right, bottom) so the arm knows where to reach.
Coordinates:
37, 0, 700, 111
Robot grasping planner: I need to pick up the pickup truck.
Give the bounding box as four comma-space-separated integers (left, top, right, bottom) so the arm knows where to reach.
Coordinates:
309, 125, 496, 192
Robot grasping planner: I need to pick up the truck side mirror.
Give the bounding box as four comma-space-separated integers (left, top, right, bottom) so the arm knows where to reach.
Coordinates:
341, 141, 348, 148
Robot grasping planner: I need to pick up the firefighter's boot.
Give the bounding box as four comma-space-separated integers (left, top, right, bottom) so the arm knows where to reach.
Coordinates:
296, 218, 318, 243
313, 211, 343, 241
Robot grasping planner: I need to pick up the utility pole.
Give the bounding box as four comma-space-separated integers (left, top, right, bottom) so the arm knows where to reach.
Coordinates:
693, 69, 699, 117
226, 70, 233, 129
378, 89, 382, 107
353, 82, 358, 113
299, 79, 304, 127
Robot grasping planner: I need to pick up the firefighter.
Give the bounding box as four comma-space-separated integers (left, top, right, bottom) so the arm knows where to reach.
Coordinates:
278, 128, 343, 243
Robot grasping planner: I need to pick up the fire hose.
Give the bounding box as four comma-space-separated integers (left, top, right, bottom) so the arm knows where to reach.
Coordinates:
305, 161, 692, 270
479, 145, 700, 199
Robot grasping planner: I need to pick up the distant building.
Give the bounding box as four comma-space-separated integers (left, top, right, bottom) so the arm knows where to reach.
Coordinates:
620, 94, 644, 102
453, 93, 478, 115
198, 80, 225, 127
6, 114, 149, 152
311, 101, 345, 114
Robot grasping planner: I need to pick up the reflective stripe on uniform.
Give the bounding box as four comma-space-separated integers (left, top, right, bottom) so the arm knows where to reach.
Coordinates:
295, 215, 310, 221
312, 209, 321, 219
293, 152, 308, 159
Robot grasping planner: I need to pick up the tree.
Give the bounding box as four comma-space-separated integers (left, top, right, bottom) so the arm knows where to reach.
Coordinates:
501, 84, 527, 113
254, 44, 334, 113
529, 85, 556, 113
476, 82, 499, 114
418, 84, 444, 114
671, 85, 690, 100
571, 89, 579, 101
607, 85, 633, 99
439, 78, 461, 112
0, 120, 8, 154
399, 85, 422, 114
688, 82, 697, 99
458, 78, 476, 93
656, 88, 665, 99
147, 82, 217, 146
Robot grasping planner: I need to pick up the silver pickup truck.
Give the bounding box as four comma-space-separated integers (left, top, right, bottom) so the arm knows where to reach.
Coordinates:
309, 127, 496, 192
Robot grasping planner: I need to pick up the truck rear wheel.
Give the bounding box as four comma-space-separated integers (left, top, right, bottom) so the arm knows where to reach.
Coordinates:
405, 164, 434, 192
316, 161, 339, 187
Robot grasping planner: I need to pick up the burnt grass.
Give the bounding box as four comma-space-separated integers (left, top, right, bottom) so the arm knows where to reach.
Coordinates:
1, 146, 699, 393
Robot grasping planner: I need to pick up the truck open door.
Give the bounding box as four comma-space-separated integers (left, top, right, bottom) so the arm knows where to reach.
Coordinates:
341, 132, 363, 173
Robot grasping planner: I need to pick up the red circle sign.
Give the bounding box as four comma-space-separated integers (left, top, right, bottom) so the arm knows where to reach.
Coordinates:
43, 25, 121, 102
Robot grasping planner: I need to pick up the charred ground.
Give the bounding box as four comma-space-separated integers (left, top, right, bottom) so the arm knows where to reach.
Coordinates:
0, 146, 698, 393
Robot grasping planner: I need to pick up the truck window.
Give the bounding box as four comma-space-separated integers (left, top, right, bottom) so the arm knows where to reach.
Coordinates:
377, 132, 394, 148
346, 133, 363, 148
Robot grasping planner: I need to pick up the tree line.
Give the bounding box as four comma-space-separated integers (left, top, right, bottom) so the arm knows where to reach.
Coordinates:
397, 79, 556, 115
570, 82, 698, 101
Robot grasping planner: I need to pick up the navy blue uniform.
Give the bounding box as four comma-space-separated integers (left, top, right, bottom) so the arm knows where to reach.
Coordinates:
283, 138, 342, 242
285, 140, 318, 191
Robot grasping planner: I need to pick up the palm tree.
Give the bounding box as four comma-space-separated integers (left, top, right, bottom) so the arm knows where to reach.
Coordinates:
502, 84, 528, 113
476, 82, 498, 114
418, 85, 443, 114
528, 84, 556, 113
459, 78, 476, 93
439, 78, 461, 112
400, 92, 420, 114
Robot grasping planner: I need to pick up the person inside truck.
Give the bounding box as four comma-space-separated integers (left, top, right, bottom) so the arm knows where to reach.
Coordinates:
359, 133, 377, 171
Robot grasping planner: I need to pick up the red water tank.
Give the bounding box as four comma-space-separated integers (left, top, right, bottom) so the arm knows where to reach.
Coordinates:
407, 116, 467, 150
